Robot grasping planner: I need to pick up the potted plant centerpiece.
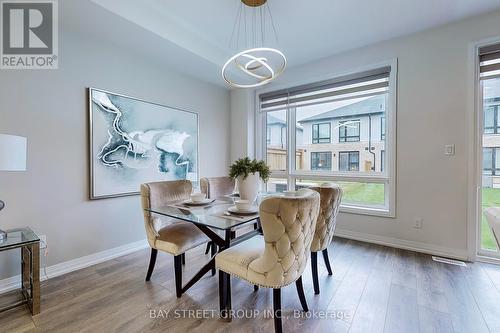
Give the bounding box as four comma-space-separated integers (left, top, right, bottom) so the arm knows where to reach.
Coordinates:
229, 157, 270, 203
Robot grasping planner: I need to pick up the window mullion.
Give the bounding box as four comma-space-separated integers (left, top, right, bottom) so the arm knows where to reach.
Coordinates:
288, 106, 297, 190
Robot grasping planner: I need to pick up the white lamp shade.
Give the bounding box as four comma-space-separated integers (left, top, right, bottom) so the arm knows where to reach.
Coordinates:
0, 134, 27, 171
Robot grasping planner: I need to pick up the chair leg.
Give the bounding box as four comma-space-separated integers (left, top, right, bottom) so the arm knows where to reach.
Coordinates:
211, 243, 217, 276
205, 242, 212, 255
174, 255, 182, 298
145, 248, 158, 281
273, 288, 282, 333
295, 276, 309, 312
311, 251, 320, 295
226, 273, 232, 318
219, 271, 232, 320
322, 249, 333, 276
219, 271, 226, 314
181, 253, 186, 265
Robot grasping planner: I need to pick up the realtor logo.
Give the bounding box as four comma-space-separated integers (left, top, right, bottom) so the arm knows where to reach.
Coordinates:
1, 0, 58, 69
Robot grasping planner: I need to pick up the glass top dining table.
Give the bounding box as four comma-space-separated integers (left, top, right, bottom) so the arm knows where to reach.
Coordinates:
145, 194, 276, 231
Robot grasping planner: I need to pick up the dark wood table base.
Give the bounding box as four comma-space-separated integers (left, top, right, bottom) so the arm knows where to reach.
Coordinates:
180, 221, 261, 298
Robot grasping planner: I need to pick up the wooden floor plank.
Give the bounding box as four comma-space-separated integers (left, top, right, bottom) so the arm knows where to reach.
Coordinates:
415, 253, 450, 314
383, 284, 419, 333
462, 262, 500, 332
439, 263, 490, 333
418, 306, 454, 333
349, 246, 395, 333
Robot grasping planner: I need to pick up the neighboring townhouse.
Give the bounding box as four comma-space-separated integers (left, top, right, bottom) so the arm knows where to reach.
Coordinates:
266, 115, 304, 171
297, 95, 386, 173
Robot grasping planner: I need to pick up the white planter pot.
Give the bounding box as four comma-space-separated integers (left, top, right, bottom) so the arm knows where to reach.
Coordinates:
237, 172, 260, 203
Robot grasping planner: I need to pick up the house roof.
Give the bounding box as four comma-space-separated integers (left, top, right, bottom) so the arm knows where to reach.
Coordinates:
298, 95, 385, 123
267, 114, 286, 126
267, 114, 304, 131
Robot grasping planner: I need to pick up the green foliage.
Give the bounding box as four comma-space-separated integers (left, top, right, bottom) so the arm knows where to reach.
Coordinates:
229, 157, 270, 182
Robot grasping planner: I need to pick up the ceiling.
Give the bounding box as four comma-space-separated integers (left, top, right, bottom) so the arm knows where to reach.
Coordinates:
64, 0, 500, 88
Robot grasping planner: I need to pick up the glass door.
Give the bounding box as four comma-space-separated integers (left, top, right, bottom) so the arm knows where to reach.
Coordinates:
479, 77, 500, 258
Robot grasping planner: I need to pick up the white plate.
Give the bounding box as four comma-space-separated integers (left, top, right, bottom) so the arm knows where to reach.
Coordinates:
183, 198, 215, 206
228, 205, 258, 215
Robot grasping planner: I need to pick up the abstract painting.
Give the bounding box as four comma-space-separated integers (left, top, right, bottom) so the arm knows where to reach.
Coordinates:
89, 88, 198, 199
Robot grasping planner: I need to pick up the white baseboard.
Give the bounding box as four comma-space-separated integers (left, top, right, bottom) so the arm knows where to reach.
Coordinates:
335, 228, 470, 261
0, 239, 148, 294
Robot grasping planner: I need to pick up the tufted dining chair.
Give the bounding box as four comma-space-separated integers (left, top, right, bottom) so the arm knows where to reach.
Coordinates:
309, 184, 342, 294
200, 176, 236, 200
484, 207, 500, 249
200, 177, 236, 256
215, 189, 320, 333
141, 180, 209, 297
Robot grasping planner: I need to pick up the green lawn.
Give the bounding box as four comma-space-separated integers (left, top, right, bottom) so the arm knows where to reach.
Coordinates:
481, 188, 500, 251
338, 182, 385, 206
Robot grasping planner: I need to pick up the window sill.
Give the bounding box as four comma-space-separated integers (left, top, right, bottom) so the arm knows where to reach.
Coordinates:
340, 204, 395, 218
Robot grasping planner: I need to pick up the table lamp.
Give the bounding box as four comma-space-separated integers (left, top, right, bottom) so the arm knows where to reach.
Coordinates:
0, 134, 27, 241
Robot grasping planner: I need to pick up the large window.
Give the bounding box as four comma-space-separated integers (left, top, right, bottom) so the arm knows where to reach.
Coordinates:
259, 64, 396, 215
339, 151, 359, 171
339, 120, 360, 142
311, 152, 332, 171
312, 123, 331, 143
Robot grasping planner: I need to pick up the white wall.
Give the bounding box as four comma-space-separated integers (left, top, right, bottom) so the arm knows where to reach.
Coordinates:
231, 10, 500, 259
0, 27, 230, 278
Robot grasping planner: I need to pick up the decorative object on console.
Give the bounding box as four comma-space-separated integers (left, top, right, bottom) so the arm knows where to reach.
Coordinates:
89, 88, 199, 199
0, 134, 27, 241
222, 0, 286, 88
229, 157, 270, 202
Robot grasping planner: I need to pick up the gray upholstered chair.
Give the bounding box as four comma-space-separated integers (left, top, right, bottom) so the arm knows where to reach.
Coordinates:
309, 184, 342, 294
140, 180, 209, 297
200, 177, 236, 255
484, 207, 500, 249
215, 189, 320, 333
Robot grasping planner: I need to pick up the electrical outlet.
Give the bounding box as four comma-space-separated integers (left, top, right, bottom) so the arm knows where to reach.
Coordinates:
414, 218, 423, 229
39, 234, 47, 249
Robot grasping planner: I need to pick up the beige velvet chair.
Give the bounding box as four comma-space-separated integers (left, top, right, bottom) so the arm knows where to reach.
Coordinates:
484, 207, 500, 249
200, 177, 236, 256
309, 185, 342, 294
215, 189, 320, 333
141, 180, 209, 297
200, 176, 236, 200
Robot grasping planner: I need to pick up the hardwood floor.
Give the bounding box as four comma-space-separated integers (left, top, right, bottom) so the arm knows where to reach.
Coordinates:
1, 237, 500, 332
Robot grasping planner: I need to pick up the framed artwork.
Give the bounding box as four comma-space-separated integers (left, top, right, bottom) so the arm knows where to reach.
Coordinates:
88, 88, 199, 199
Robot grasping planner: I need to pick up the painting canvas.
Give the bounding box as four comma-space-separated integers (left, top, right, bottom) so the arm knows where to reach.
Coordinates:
89, 88, 198, 199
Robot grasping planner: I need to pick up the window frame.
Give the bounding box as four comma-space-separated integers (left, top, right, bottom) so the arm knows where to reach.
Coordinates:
312, 122, 331, 144
339, 119, 361, 142
311, 151, 332, 171
255, 60, 398, 218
